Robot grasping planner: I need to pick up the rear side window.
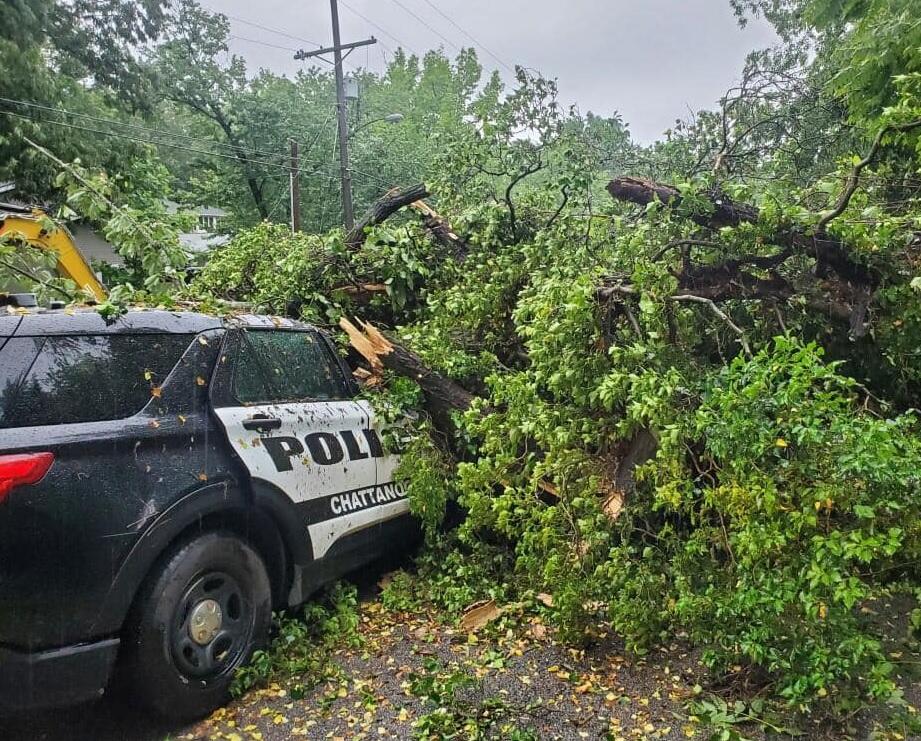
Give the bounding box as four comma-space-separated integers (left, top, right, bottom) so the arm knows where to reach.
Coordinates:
233, 330, 347, 404
0, 334, 193, 428
0, 338, 42, 425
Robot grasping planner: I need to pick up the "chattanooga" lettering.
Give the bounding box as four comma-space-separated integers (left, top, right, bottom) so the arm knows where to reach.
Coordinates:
329, 482, 407, 516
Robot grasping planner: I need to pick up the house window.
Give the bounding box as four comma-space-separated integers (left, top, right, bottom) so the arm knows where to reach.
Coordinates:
199, 215, 218, 231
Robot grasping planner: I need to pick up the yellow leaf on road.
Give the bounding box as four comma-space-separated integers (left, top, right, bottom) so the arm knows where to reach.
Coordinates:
459, 599, 500, 632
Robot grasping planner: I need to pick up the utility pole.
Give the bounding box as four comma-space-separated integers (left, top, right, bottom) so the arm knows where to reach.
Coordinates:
289, 138, 301, 233
294, 1, 375, 231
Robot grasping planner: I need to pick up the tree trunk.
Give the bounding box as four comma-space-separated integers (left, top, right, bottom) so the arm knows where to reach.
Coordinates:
606, 176, 877, 288
208, 104, 269, 220
339, 317, 476, 418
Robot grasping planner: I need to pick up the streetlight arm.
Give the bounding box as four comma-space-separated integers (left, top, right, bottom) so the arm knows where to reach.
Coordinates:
350, 113, 404, 137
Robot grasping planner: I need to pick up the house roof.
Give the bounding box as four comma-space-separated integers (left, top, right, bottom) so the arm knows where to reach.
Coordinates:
163, 200, 228, 217
70, 224, 124, 266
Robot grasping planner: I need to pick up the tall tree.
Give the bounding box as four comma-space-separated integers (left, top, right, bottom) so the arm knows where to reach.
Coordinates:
154, 0, 272, 219
0, 0, 168, 201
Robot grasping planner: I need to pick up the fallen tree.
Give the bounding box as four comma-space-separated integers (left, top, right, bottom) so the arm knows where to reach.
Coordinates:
604, 176, 874, 333
607, 176, 877, 288
344, 183, 430, 249
191, 110, 921, 710
338, 316, 476, 417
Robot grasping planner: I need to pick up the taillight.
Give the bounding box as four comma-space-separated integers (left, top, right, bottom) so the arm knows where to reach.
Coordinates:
0, 452, 55, 503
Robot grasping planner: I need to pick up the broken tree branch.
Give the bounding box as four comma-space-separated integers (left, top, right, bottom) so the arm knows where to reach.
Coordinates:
339, 317, 477, 417
409, 200, 473, 261
345, 183, 430, 249
671, 294, 752, 357
597, 283, 755, 355
606, 176, 877, 288
817, 118, 921, 233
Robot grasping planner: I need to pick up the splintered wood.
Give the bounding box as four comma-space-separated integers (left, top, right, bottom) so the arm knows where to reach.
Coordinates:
409, 200, 471, 260
339, 317, 392, 377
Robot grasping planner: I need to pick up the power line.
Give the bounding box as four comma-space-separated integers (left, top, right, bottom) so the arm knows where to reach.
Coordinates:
217, 11, 322, 48
0, 96, 337, 166
228, 34, 299, 53
0, 97, 293, 162
338, 0, 419, 56
3, 105, 407, 213
0, 109, 347, 181
385, 0, 463, 54
200, 2, 363, 74
418, 0, 514, 73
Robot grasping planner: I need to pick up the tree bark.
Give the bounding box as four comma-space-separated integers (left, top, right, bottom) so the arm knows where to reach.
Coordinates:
345, 183, 430, 249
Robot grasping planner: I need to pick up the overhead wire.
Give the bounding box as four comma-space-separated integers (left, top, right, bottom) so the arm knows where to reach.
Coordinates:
228, 34, 299, 53
338, 0, 419, 56
0, 97, 295, 162
198, 2, 361, 74
417, 0, 515, 72
214, 10, 322, 48
272, 105, 340, 221
2, 100, 406, 196
0, 109, 348, 182
0, 96, 341, 169
385, 0, 463, 54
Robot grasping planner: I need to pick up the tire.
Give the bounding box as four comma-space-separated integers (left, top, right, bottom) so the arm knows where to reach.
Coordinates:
123, 531, 272, 720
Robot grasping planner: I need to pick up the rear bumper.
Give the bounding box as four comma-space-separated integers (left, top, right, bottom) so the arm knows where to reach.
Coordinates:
0, 638, 119, 712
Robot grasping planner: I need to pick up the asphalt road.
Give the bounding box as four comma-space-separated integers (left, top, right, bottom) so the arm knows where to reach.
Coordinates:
2, 576, 920, 741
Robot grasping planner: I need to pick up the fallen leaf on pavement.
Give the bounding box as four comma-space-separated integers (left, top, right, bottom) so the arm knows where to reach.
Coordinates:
460, 599, 500, 632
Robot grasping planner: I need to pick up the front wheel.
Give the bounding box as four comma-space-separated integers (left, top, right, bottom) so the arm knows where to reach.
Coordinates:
123, 531, 272, 720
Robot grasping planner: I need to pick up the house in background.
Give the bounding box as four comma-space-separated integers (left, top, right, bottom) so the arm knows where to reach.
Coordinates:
69, 204, 230, 267
71, 224, 123, 266
165, 202, 231, 255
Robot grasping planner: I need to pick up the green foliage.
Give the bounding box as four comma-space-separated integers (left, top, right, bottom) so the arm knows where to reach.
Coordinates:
380, 536, 517, 620
408, 658, 538, 740
231, 582, 359, 698
190, 219, 445, 325
395, 428, 457, 539
689, 695, 770, 741
664, 341, 921, 702
191, 221, 343, 320
452, 321, 921, 700
54, 157, 191, 290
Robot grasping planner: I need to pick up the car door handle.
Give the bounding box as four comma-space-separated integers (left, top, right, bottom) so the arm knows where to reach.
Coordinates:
242, 416, 282, 431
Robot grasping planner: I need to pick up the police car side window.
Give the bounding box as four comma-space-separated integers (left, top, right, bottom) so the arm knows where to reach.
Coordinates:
233, 331, 347, 404
0, 338, 42, 426
0, 334, 193, 428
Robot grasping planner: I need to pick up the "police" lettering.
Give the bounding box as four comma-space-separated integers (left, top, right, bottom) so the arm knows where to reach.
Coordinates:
261, 428, 385, 471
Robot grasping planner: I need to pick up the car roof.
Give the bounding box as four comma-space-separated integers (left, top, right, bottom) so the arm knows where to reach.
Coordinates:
1, 308, 317, 337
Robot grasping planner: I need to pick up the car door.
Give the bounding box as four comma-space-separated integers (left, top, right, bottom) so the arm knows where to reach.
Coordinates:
212, 327, 390, 559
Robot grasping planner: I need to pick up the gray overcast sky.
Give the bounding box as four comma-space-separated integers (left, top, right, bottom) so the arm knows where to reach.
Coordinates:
213, 0, 779, 143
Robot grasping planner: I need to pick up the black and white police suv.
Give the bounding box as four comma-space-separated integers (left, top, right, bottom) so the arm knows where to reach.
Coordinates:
0, 308, 415, 719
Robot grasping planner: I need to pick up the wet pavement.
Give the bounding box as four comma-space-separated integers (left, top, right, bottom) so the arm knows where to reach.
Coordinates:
3, 572, 921, 740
